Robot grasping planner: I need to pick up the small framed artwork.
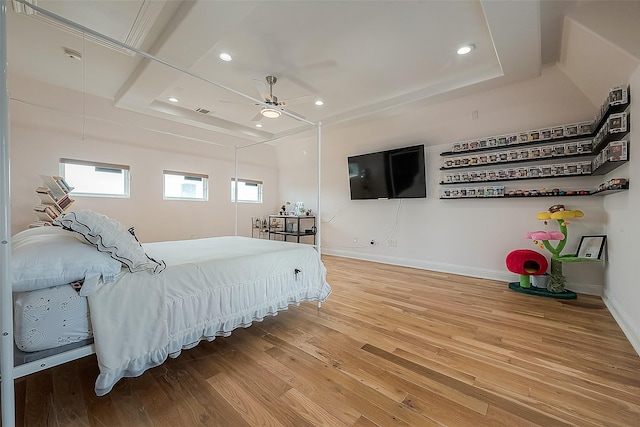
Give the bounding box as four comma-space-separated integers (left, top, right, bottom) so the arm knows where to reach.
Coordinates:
576, 235, 607, 259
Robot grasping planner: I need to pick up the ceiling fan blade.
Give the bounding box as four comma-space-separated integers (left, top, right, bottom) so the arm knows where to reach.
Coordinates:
219, 99, 254, 104
279, 72, 319, 96
251, 111, 264, 122
299, 59, 338, 71
280, 94, 312, 104
252, 78, 270, 101
282, 107, 306, 120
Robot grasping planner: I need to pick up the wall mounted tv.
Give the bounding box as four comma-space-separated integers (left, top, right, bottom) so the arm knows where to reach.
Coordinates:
348, 144, 426, 200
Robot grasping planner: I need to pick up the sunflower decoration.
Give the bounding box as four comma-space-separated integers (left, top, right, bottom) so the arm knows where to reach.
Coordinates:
533, 204, 584, 257
525, 204, 585, 292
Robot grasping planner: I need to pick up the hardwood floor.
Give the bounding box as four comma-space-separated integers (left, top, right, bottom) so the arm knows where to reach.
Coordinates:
12, 255, 640, 426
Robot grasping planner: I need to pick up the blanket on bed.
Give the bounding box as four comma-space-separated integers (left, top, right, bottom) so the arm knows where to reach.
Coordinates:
88, 236, 331, 395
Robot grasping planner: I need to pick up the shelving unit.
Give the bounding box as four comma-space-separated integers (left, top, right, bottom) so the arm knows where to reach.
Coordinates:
439, 85, 630, 199
251, 217, 269, 239
268, 215, 316, 244
30, 175, 74, 227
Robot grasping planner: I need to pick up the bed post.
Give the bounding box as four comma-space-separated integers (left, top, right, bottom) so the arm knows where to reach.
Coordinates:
316, 122, 322, 257
316, 122, 322, 310
0, 1, 16, 425
233, 145, 238, 236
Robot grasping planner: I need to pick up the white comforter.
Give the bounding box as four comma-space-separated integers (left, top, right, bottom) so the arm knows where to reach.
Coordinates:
87, 236, 331, 396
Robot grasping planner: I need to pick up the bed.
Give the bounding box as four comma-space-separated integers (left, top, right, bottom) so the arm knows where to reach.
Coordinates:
0, 4, 324, 422
10, 211, 332, 396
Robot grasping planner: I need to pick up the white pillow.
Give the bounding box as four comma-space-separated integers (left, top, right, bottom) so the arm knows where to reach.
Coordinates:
53, 210, 165, 274
11, 226, 122, 295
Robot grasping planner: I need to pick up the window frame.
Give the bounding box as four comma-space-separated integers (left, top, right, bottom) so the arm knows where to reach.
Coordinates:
59, 158, 130, 198
163, 170, 209, 201
231, 178, 263, 204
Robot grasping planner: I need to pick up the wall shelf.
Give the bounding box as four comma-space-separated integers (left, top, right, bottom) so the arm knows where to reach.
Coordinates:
440, 182, 628, 199
439, 134, 594, 157
439, 152, 593, 171
30, 175, 75, 227
591, 159, 628, 176
439, 173, 592, 186
439, 85, 630, 199
591, 183, 630, 196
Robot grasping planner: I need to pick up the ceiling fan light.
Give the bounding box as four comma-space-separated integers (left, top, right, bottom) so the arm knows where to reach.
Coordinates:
261, 107, 281, 118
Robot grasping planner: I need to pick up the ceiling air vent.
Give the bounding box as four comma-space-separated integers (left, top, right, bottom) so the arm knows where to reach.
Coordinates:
195, 108, 211, 115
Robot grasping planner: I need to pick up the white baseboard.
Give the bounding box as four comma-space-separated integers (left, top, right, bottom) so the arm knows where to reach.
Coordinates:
565, 282, 603, 296
322, 250, 605, 296
602, 291, 640, 357
322, 248, 515, 282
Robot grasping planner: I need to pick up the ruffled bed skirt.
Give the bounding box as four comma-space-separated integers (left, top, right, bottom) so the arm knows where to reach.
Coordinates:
94, 282, 331, 396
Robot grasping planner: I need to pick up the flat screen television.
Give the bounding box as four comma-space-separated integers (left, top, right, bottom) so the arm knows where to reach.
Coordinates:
348, 144, 426, 200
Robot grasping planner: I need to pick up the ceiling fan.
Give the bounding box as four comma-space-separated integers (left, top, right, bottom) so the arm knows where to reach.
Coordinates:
255, 75, 284, 120
221, 75, 307, 121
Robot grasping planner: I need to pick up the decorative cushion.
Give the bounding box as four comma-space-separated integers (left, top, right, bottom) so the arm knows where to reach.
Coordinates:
11, 226, 122, 295
53, 210, 165, 274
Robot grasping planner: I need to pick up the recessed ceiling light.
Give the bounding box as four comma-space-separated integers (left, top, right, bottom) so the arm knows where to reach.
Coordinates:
457, 45, 475, 55
255, 123, 263, 128
315, 100, 324, 106
219, 53, 232, 62
168, 97, 179, 103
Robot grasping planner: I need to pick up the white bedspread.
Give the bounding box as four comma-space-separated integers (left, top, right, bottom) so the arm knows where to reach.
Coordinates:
87, 236, 331, 396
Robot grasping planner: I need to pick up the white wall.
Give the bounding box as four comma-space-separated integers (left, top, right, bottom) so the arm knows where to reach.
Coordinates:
603, 65, 640, 354
276, 65, 610, 294
9, 77, 280, 242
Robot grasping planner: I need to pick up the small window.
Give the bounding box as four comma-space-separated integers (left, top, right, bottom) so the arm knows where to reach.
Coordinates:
60, 158, 130, 198
163, 170, 208, 201
231, 178, 263, 203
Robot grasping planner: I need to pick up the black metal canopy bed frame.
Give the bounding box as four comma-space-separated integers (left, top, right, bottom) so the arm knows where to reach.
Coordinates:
0, 1, 326, 424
